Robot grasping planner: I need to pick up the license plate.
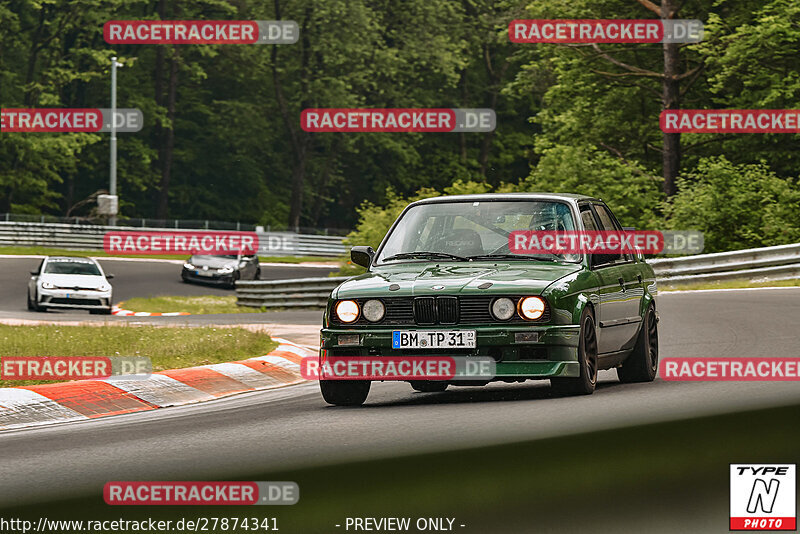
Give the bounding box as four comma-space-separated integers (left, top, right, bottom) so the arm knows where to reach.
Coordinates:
392, 330, 476, 349
195, 270, 213, 277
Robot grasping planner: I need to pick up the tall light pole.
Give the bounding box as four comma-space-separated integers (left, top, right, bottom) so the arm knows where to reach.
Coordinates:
109, 56, 123, 225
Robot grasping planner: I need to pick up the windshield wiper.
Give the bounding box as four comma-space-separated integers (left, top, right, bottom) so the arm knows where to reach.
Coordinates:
383, 251, 468, 262
466, 253, 560, 262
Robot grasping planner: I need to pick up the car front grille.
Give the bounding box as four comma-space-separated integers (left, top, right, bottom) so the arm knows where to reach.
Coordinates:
54, 286, 100, 291
436, 296, 459, 324
49, 298, 103, 306
331, 296, 549, 326
413, 297, 436, 325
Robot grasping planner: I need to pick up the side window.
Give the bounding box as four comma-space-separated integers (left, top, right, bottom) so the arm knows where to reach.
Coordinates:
593, 203, 626, 262
34, 259, 44, 275
580, 205, 599, 231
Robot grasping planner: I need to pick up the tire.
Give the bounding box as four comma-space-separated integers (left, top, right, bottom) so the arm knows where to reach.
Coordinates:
618, 304, 658, 383
319, 380, 371, 406
30, 291, 46, 312
27, 292, 34, 311
410, 381, 448, 393
254, 268, 261, 280
90, 308, 112, 315
551, 307, 598, 396
228, 272, 240, 289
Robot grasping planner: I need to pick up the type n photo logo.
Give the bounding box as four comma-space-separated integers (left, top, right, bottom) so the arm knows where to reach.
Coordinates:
730, 464, 796, 530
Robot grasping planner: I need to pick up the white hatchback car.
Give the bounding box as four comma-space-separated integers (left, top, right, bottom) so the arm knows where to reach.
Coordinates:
27, 257, 114, 314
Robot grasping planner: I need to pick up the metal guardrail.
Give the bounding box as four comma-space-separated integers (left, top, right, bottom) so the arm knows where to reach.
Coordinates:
236, 277, 349, 308
0, 221, 347, 258
650, 243, 800, 285
236, 243, 800, 309
0, 213, 350, 235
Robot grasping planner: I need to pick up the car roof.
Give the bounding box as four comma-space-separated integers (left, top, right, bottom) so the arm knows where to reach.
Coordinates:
409, 192, 602, 205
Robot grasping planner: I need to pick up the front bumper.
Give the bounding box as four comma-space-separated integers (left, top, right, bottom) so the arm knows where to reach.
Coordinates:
182, 268, 235, 285
320, 324, 581, 379
38, 288, 112, 310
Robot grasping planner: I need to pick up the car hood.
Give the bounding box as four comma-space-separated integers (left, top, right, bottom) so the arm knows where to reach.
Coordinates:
39, 273, 108, 289
188, 256, 238, 269
333, 261, 582, 299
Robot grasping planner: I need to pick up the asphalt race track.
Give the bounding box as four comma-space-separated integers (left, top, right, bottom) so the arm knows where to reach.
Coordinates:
1, 286, 799, 526
0, 256, 337, 318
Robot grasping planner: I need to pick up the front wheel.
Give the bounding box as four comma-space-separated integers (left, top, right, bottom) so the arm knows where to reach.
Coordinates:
30, 291, 46, 312
551, 307, 598, 396
618, 304, 658, 383
320, 380, 371, 406
228, 272, 240, 289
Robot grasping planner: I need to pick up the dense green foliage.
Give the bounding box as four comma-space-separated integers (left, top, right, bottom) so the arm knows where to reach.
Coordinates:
2, 0, 800, 252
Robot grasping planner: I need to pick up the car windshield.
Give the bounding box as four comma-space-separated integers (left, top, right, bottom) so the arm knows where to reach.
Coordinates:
43, 259, 101, 275
376, 200, 580, 264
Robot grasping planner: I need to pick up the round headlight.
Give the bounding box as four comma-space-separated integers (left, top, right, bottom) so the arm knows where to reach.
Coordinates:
362, 299, 385, 322
491, 297, 516, 321
335, 300, 360, 323
518, 296, 546, 320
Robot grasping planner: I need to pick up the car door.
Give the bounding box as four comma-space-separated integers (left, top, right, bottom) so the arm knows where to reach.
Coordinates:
580, 204, 625, 354
592, 202, 642, 352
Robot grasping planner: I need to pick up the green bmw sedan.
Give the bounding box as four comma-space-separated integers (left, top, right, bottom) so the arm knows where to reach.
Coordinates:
319, 193, 659, 406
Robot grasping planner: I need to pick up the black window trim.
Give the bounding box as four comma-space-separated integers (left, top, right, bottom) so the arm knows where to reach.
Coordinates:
590, 202, 635, 267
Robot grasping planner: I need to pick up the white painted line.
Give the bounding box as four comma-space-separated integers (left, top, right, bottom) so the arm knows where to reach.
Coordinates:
104, 374, 214, 407
661, 286, 800, 295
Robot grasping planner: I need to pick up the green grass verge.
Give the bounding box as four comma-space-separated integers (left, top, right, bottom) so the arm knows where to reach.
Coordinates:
0, 245, 334, 264
0, 324, 277, 387
120, 295, 264, 314
6, 402, 799, 532
662, 278, 800, 291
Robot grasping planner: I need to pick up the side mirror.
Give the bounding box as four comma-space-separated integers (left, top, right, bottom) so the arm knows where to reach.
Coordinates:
105, 273, 115, 280
350, 246, 375, 268
30, 270, 38, 276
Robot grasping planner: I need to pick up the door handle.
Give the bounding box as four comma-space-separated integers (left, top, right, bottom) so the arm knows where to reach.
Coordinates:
618, 277, 625, 291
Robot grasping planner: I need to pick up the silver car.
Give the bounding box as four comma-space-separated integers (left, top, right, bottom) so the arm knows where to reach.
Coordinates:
27, 256, 114, 314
